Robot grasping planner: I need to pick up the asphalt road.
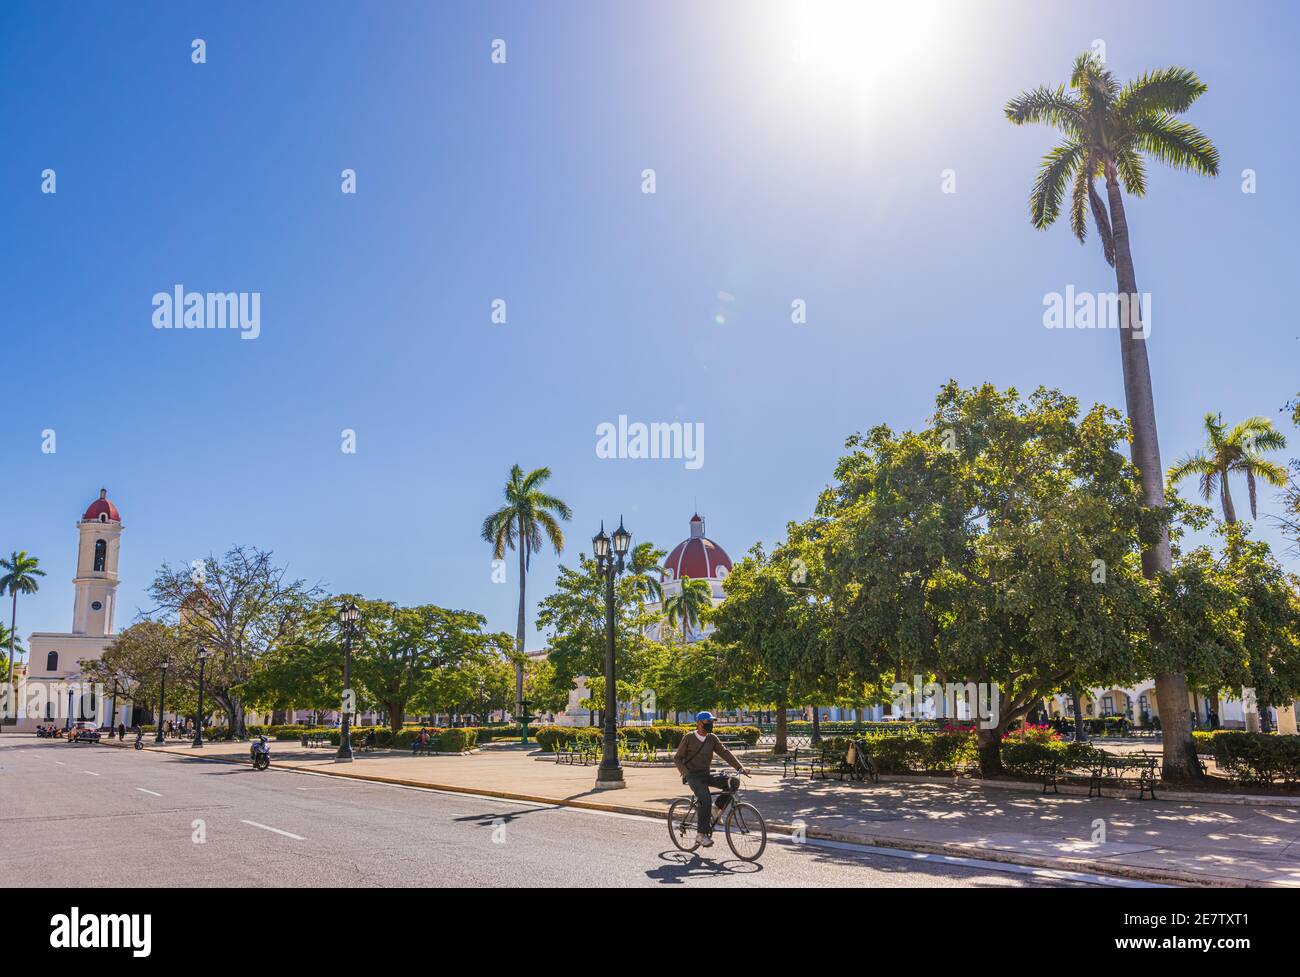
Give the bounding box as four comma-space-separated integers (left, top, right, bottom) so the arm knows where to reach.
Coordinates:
1, 736, 1156, 888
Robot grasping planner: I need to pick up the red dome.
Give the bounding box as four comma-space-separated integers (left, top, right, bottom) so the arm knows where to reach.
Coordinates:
82, 489, 120, 522
662, 514, 731, 582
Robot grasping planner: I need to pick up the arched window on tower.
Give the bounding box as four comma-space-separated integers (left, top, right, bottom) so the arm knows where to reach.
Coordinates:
94, 539, 107, 572
46, 652, 59, 671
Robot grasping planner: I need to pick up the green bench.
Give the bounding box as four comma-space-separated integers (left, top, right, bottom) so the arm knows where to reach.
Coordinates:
1040, 751, 1159, 800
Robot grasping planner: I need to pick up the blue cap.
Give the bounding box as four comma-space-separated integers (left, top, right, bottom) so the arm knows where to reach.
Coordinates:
696, 711, 715, 722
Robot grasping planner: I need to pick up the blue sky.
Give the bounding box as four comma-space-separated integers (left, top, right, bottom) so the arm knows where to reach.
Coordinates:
2, 0, 1297, 649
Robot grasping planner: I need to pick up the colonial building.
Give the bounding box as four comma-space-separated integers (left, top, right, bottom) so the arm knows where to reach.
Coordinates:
547, 513, 736, 726
18, 490, 133, 731
1045, 683, 1298, 734
646, 513, 733, 642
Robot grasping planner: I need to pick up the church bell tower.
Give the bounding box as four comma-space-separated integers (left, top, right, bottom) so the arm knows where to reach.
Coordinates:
72, 488, 122, 636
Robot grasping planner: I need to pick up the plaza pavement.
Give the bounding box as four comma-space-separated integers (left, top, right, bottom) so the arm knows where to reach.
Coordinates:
92, 734, 1300, 887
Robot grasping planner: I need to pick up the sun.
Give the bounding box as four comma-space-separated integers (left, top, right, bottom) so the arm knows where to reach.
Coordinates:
777, 0, 953, 108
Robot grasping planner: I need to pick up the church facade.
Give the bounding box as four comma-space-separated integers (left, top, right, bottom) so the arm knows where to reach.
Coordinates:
16, 490, 133, 732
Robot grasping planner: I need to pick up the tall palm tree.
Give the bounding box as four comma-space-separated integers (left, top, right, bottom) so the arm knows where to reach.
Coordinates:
481, 465, 571, 715
1169, 413, 1288, 734
1, 551, 45, 691
1168, 413, 1288, 524
1007, 53, 1219, 779
663, 577, 713, 642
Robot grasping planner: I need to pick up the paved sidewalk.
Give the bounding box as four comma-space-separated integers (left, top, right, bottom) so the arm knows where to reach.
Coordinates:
92, 735, 1300, 887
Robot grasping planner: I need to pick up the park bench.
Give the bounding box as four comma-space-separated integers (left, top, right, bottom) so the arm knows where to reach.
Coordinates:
1040, 751, 1159, 800
782, 744, 846, 780
300, 734, 332, 748
717, 737, 752, 754
555, 741, 598, 765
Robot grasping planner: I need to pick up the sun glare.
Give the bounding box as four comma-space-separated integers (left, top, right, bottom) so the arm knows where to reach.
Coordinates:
779, 0, 954, 109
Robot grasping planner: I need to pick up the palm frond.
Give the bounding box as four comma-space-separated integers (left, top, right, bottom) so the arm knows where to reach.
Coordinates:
1117, 67, 1207, 117
1130, 114, 1220, 176
1029, 141, 1084, 229
1167, 452, 1216, 497
1069, 163, 1089, 243
1087, 179, 1115, 266
1114, 147, 1148, 197
1004, 85, 1082, 131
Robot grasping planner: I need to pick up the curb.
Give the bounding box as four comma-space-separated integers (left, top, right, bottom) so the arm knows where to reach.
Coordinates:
101, 739, 1281, 888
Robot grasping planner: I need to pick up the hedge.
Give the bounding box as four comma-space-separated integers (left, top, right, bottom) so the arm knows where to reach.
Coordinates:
1193, 731, 1300, 785
817, 731, 979, 773
533, 725, 760, 752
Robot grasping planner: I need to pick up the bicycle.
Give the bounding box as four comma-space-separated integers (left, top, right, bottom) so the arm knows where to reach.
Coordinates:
667, 771, 767, 861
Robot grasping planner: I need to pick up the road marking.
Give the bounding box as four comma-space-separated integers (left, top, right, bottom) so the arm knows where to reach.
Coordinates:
135, 788, 162, 797
240, 819, 305, 840
82, 770, 100, 776
54, 761, 66, 766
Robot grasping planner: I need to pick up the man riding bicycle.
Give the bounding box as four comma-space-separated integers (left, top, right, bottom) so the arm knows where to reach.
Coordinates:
673, 711, 749, 848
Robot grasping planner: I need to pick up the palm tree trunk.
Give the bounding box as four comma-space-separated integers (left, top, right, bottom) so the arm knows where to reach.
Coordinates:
6, 591, 16, 690
515, 542, 526, 717
1105, 172, 1199, 780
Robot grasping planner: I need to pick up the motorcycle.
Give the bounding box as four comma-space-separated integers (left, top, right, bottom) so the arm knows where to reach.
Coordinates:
250, 735, 271, 771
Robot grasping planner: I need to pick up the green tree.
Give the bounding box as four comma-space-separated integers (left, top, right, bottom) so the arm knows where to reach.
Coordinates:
83, 621, 196, 727
662, 577, 713, 641
1, 551, 45, 689
710, 543, 832, 754
364, 603, 510, 730
1168, 413, 1288, 524
1007, 53, 1220, 778
422, 650, 515, 723
648, 639, 726, 717
481, 464, 572, 717
148, 546, 319, 737
815, 383, 1152, 775
1148, 523, 1300, 732
536, 553, 665, 723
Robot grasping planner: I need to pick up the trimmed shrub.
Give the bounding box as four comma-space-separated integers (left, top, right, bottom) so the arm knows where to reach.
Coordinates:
1194, 731, 1300, 785
532, 724, 758, 753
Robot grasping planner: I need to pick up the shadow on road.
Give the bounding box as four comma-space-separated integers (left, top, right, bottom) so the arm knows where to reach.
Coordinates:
645, 850, 762, 885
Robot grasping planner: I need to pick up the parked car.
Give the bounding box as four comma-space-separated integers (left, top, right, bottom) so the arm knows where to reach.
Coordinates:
67, 722, 101, 744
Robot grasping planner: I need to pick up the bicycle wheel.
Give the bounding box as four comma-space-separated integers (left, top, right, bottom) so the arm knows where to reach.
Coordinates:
667, 799, 701, 852
724, 802, 767, 861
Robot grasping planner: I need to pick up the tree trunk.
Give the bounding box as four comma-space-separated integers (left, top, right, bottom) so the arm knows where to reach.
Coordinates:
515, 543, 526, 717
976, 726, 1003, 777
6, 591, 16, 689
387, 702, 405, 736
229, 692, 246, 738
774, 698, 788, 755
1104, 172, 1200, 780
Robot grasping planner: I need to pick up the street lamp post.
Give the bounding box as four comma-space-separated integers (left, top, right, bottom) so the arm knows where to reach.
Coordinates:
110, 679, 119, 734
155, 661, 170, 744
336, 601, 361, 762
592, 518, 632, 790
192, 646, 209, 749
